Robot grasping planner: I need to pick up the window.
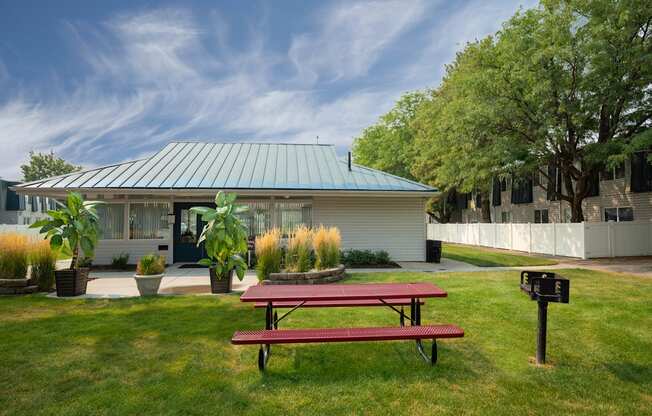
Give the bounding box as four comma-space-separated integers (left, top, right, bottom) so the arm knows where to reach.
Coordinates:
237, 200, 272, 238
179, 209, 197, 243
631, 151, 652, 192
562, 208, 573, 222
276, 201, 312, 236
601, 163, 625, 181
492, 178, 502, 206
500, 178, 507, 192
511, 176, 533, 204
501, 211, 511, 223
30, 195, 38, 212
40, 197, 47, 212
534, 209, 549, 224
604, 207, 634, 222
97, 204, 125, 240
129, 203, 170, 240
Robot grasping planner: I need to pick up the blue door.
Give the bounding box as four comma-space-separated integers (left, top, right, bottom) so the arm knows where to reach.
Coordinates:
173, 203, 207, 263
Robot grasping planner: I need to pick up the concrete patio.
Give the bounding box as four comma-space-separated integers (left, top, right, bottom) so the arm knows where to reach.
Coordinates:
49, 259, 482, 299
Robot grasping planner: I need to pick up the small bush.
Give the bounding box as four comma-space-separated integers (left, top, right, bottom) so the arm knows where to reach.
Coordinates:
342, 249, 393, 266
285, 225, 312, 272
29, 240, 57, 291
111, 252, 130, 270
136, 254, 165, 276
0, 233, 29, 279
255, 228, 282, 280
313, 226, 341, 270
78, 256, 93, 268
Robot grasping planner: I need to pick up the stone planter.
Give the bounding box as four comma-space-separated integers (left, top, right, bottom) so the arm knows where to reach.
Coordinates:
0, 278, 38, 295
209, 268, 233, 293
265, 265, 346, 285
134, 274, 164, 296
55, 268, 89, 297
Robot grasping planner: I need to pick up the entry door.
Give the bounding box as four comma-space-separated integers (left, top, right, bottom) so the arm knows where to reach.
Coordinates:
173, 203, 207, 263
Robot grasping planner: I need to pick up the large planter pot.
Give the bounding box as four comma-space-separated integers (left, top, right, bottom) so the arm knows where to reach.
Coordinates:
134, 274, 164, 296
209, 268, 233, 294
55, 268, 89, 297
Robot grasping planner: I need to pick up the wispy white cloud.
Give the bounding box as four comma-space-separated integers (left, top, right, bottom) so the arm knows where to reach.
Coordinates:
0, 1, 532, 179
289, 0, 428, 83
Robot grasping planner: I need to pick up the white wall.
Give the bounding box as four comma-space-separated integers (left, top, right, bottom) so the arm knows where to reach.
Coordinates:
313, 196, 427, 261
427, 221, 651, 259
94, 239, 173, 265
0, 224, 42, 238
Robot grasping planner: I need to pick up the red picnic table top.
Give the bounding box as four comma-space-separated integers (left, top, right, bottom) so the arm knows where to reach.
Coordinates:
239, 282, 447, 303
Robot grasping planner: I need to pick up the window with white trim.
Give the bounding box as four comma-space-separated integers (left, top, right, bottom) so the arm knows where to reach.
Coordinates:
129, 202, 170, 240
604, 207, 634, 222
534, 209, 549, 224
97, 204, 125, 240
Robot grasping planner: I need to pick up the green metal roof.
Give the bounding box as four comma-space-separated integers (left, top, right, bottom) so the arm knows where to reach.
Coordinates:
18, 142, 437, 193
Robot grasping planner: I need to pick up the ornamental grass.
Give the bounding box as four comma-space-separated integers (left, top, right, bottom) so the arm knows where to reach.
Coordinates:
29, 240, 57, 291
0, 233, 30, 279
312, 225, 341, 270
255, 228, 282, 281
285, 225, 312, 272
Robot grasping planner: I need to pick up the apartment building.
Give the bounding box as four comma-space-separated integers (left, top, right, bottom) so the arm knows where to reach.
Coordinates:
454, 151, 652, 224
0, 179, 55, 225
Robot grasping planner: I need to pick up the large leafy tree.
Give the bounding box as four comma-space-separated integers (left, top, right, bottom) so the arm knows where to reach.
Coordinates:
472, 0, 652, 221
412, 39, 502, 222
21, 151, 82, 182
353, 91, 426, 181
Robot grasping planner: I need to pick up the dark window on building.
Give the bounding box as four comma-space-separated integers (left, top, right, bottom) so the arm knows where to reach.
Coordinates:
500, 178, 507, 192
475, 192, 482, 209
456, 192, 468, 209
631, 151, 652, 192
546, 164, 562, 201
604, 207, 634, 222
492, 178, 502, 206
5, 188, 21, 211
534, 209, 549, 224
601, 163, 625, 181
511, 176, 533, 204
584, 167, 600, 197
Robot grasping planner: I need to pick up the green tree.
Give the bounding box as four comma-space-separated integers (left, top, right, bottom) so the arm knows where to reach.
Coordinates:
353, 91, 426, 181
469, 0, 652, 221
21, 151, 82, 182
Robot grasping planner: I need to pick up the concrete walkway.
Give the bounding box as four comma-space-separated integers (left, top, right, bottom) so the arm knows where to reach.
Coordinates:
49, 255, 650, 299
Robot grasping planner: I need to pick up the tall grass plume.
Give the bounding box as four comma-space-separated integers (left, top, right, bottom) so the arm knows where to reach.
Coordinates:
312, 226, 341, 270
285, 225, 312, 272
0, 233, 29, 279
255, 228, 282, 281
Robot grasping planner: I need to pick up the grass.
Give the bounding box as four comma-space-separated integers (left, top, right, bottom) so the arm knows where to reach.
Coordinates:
0, 269, 650, 415
443, 243, 559, 267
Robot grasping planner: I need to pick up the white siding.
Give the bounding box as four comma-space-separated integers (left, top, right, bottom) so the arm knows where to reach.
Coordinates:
313, 196, 427, 261
94, 239, 173, 265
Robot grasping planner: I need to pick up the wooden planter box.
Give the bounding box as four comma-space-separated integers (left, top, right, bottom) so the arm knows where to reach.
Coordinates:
55, 268, 89, 297
209, 268, 234, 293
265, 265, 346, 285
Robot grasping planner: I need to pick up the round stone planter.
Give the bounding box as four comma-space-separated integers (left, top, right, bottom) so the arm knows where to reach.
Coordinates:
134, 274, 164, 296
265, 265, 346, 285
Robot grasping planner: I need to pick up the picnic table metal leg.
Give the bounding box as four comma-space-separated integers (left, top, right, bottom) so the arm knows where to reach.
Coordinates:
412, 297, 436, 365
260, 302, 273, 371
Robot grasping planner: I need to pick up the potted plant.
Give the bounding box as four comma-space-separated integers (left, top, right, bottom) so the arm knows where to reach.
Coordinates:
30, 192, 103, 297
134, 254, 165, 296
190, 192, 248, 293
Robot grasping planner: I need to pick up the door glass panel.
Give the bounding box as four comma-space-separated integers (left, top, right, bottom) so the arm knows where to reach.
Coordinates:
179, 209, 197, 243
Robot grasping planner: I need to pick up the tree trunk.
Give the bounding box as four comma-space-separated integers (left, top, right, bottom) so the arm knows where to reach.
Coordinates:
480, 192, 492, 223
70, 244, 79, 270
570, 197, 584, 223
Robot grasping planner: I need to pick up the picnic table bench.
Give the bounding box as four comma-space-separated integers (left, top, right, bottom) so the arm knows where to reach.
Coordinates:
232, 283, 464, 371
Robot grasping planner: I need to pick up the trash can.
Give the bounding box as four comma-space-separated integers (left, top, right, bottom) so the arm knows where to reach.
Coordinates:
426, 240, 442, 263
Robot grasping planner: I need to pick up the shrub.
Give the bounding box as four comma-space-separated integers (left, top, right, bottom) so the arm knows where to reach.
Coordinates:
111, 252, 130, 270
313, 226, 341, 270
0, 233, 29, 279
29, 240, 56, 291
78, 256, 93, 268
255, 228, 282, 280
285, 225, 312, 272
136, 254, 165, 276
342, 249, 393, 266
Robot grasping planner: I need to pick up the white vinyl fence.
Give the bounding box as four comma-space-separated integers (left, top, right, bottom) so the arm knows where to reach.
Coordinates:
0, 224, 41, 239
427, 221, 652, 259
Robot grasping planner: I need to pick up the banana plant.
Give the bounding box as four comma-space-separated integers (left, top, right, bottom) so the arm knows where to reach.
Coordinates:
30, 192, 104, 269
190, 192, 249, 280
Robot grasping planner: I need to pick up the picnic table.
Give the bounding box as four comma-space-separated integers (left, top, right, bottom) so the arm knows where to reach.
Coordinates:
232, 283, 464, 371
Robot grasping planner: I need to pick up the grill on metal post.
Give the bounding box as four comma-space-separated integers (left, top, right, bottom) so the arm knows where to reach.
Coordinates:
520, 271, 569, 365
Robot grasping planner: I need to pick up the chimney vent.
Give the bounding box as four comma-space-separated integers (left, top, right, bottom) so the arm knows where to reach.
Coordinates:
348, 152, 352, 171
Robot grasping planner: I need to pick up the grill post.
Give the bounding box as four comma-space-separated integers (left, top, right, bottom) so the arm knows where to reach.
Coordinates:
536, 300, 548, 365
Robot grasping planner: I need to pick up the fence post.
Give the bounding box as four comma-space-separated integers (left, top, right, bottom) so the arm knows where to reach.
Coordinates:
581, 222, 588, 260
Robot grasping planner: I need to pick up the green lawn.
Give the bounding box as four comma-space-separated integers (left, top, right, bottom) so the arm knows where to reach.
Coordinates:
443, 243, 559, 267
1, 269, 650, 415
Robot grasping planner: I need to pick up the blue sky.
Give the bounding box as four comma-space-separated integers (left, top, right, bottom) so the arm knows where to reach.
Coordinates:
0, 0, 536, 180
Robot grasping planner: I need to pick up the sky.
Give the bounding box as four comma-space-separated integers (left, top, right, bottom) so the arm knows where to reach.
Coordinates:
0, 0, 537, 180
